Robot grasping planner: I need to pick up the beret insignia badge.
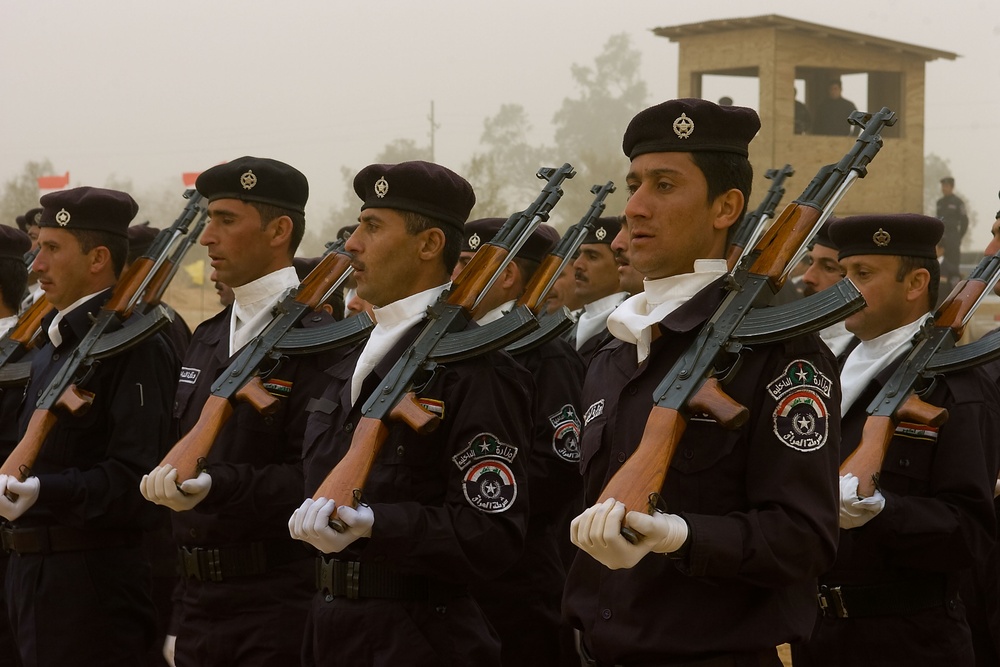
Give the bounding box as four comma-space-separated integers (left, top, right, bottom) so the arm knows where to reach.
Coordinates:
872, 228, 891, 247
55, 209, 71, 226
468, 233, 481, 250
33, 211, 42, 224
672, 113, 694, 139
240, 170, 257, 190
374, 176, 389, 198
595, 226, 607, 241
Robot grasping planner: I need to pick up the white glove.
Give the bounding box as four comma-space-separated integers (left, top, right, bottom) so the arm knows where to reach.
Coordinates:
839, 473, 886, 529
570, 498, 688, 570
139, 465, 212, 512
162, 634, 176, 667
288, 497, 374, 554
0, 475, 40, 521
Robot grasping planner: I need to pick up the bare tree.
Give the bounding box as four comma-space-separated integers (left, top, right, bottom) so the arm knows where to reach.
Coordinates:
0, 159, 55, 227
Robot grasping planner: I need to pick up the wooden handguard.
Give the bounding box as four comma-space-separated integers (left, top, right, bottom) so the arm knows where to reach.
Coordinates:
7, 298, 53, 347
841, 395, 949, 497
450, 245, 508, 316
159, 395, 234, 483
516, 254, 563, 314
296, 252, 354, 309
749, 205, 821, 285
0, 409, 58, 483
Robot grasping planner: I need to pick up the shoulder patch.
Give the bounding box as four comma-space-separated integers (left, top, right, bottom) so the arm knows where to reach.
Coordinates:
584, 399, 605, 425
179, 367, 200, 385
452, 433, 518, 513
769, 360, 831, 452
549, 404, 582, 463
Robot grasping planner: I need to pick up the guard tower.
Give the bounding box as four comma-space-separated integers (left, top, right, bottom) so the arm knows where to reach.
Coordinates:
652, 15, 957, 215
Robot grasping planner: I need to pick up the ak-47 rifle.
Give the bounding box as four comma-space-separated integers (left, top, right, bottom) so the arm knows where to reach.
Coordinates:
135, 206, 210, 317
159, 237, 375, 483
598, 109, 897, 542
726, 164, 794, 270
0, 190, 207, 486
507, 181, 616, 354
312, 163, 576, 529
0, 297, 53, 385
841, 250, 1000, 497
23, 246, 39, 269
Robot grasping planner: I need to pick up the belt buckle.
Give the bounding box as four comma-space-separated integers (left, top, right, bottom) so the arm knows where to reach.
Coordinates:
345, 561, 360, 600
317, 557, 334, 596
818, 584, 849, 618
180, 547, 202, 580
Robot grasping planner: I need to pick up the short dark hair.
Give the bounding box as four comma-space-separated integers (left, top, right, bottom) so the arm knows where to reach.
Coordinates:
248, 202, 305, 256
511, 257, 541, 292
401, 210, 462, 274
71, 229, 128, 278
690, 151, 754, 239
896, 255, 939, 311
0, 258, 27, 312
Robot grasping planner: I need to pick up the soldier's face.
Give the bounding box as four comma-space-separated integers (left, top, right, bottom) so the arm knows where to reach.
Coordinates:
611, 220, 645, 295
452, 251, 475, 281
801, 245, 845, 297
841, 255, 917, 341
544, 262, 579, 314
33, 228, 101, 310
572, 243, 620, 305
623, 152, 740, 280
201, 199, 285, 289
345, 208, 426, 308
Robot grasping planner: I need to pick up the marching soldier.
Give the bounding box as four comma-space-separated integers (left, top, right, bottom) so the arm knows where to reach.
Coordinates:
564, 98, 842, 666
1, 187, 178, 665
456, 217, 586, 666
140, 157, 335, 666
287, 161, 534, 666
571, 217, 628, 364
792, 214, 1000, 666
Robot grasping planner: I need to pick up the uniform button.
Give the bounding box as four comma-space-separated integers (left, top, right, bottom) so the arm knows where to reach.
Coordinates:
52, 353, 60, 361
264, 416, 274, 426
601, 608, 612, 620
899, 458, 910, 468
617, 452, 627, 463
344, 422, 354, 433
627, 386, 637, 396
396, 445, 405, 457
683, 449, 694, 459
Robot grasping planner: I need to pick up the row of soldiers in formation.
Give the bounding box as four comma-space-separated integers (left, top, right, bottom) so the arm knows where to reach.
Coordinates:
0, 96, 998, 667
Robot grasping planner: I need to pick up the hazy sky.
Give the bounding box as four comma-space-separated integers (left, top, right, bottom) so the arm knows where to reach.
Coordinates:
2, 0, 998, 242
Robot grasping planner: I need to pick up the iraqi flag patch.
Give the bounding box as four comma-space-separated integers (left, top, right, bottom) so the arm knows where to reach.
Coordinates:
768, 360, 831, 452
895, 421, 939, 442
263, 378, 293, 398
452, 433, 518, 513
549, 404, 582, 463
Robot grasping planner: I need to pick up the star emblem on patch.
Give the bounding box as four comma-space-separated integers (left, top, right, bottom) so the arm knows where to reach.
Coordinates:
55, 209, 71, 226
767, 360, 832, 453
549, 404, 581, 463
240, 170, 257, 190
374, 176, 389, 198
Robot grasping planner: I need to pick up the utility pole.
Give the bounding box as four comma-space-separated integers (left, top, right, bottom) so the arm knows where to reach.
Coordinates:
428, 101, 440, 162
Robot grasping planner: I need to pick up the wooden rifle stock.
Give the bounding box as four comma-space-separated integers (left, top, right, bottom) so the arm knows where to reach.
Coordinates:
517, 254, 564, 314
1, 297, 54, 359
748, 203, 822, 285
451, 244, 510, 318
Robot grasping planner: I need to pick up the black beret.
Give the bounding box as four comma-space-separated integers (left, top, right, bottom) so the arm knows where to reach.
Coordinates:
23, 208, 43, 228
830, 214, 943, 261
582, 217, 621, 245
38, 186, 138, 238
127, 221, 159, 258
0, 225, 31, 260
810, 219, 838, 251
196, 156, 308, 215
462, 218, 559, 264
940, 176, 955, 186
14, 215, 25, 233
353, 161, 475, 230
623, 98, 760, 160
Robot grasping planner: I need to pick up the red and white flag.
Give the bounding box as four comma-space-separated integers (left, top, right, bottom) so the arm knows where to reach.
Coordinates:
37, 171, 70, 192
182, 172, 200, 187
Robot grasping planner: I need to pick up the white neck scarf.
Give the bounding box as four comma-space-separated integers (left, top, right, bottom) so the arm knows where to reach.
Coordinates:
607, 259, 727, 363
840, 316, 927, 414
819, 321, 855, 357
228, 266, 300, 356
575, 291, 628, 350
46, 289, 107, 349
0, 314, 18, 338
476, 300, 516, 326
350, 283, 448, 406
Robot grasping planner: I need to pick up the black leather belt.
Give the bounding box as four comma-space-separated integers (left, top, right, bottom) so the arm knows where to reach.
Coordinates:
1, 525, 141, 555
178, 540, 309, 582
315, 557, 461, 602
817, 576, 948, 618
579, 637, 780, 667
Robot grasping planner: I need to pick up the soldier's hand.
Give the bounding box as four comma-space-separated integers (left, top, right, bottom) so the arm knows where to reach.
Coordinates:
139, 464, 212, 512
571, 498, 686, 569
0, 475, 40, 521
288, 497, 373, 554
838, 473, 885, 529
